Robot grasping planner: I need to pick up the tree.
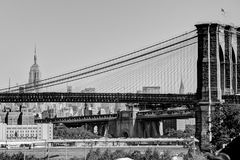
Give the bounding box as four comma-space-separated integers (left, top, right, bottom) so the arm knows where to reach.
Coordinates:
144, 148, 153, 160
152, 149, 160, 160
86, 149, 101, 160
54, 125, 100, 139
184, 125, 195, 138
100, 149, 111, 160
165, 128, 176, 137
111, 150, 127, 160
0, 153, 11, 160
164, 127, 194, 138
160, 150, 171, 160
130, 150, 142, 160
211, 104, 240, 150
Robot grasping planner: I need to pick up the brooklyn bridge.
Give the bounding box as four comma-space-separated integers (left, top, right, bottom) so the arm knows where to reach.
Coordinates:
1, 22, 240, 148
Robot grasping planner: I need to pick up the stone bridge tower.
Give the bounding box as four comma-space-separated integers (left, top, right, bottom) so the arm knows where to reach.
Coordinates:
195, 23, 240, 148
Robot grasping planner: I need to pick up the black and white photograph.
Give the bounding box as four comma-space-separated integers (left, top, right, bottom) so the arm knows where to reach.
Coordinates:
0, 0, 239, 160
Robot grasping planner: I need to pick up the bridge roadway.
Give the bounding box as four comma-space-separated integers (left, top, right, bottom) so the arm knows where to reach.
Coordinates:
35, 110, 195, 125
0, 92, 197, 104
136, 109, 195, 120
35, 113, 118, 124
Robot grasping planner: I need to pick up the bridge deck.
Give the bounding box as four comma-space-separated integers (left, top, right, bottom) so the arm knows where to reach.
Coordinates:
0, 92, 197, 104
36, 110, 195, 125
35, 114, 118, 124
137, 110, 195, 119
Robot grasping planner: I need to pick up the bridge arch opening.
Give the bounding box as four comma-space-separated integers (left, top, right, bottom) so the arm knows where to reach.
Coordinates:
93, 125, 98, 135
121, 131, 129, 138
232, 47, 236, 93
225, 45, 231, 92
219, 45, 225, 93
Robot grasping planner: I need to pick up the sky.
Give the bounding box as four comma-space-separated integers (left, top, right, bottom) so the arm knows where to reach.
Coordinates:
0, 0, 239, 91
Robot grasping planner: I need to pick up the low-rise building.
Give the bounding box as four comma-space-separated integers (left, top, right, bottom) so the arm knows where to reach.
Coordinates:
0, 112, 8, 123
8, 112, 21, 125
21, 112, 34, 125
0, 123, 53, 141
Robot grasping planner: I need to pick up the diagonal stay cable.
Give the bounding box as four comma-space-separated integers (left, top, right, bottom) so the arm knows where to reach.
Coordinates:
20, 36, 197, 92
0, 30, 196, 92
23, 41, 197, 92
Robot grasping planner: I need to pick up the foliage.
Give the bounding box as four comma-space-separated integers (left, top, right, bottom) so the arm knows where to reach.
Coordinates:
164, 125, 195, 138
87, 149, 101, 160
111, 149, 128, 160
152, 149, 160, 160
0, 148, 208, 160
184, 125, 195, 137
144, 148, 153, 160
100, 149, 112, 160
85, 149, 173, 160
211, 104, 240, 150
53, 124, 100, 139
0, 152, 42, 160
129, 150, 143, 160
160, 150, 172, 160
0, 153, 11, 160
183, 149, 207, 160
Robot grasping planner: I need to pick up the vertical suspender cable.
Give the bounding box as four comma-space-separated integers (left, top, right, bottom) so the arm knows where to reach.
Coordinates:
208, 24, 212, 142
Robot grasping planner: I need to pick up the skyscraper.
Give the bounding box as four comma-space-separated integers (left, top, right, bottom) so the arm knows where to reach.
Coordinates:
179, 78, 184, 94
27, 47, 41, 92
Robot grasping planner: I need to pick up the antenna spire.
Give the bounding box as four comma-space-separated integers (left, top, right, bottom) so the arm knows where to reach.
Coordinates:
34, 45, 37, 64
179, 76, 184, 94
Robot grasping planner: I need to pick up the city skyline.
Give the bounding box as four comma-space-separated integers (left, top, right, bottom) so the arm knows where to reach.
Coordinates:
0, 0, 239, 91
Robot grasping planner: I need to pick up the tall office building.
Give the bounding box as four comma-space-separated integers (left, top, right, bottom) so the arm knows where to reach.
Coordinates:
27, 47, 41, 93
179, 78, 184, 94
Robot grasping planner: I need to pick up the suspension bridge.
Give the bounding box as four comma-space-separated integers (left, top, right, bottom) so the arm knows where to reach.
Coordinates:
0, 22, 240, 148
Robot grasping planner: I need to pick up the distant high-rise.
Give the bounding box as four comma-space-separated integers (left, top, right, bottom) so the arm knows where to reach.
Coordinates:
27, 47, 41, 92
179, 78, 184, 94
142, 86, 160, 94
67, 86, 72, 93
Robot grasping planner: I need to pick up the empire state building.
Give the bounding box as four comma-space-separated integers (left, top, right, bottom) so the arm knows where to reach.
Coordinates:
27, 47, 41, 92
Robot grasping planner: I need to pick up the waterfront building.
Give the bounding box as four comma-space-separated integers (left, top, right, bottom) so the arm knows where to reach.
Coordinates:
0, 123, 53, 141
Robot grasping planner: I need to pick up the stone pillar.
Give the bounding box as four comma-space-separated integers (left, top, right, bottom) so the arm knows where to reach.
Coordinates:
195, 23, 239, 149
97, 124, 103, 136
195, 104, 211, 147
143, 122, 151, 138
151, 121, 159, 138
135, 119, 144, 137
196, 23, 221, 102
195, 23, 221, 148
237, 27, 240, 93
84, 123, 88, 130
